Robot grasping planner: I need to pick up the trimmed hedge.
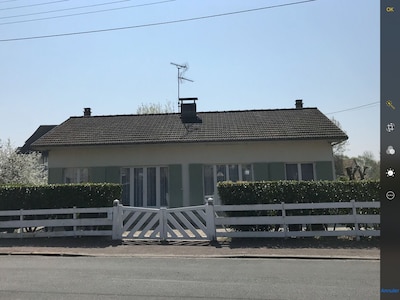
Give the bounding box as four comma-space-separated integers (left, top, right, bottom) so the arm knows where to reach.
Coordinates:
0, 183, 122, 210
218, 180, 380, 205
217, 181, 380, 232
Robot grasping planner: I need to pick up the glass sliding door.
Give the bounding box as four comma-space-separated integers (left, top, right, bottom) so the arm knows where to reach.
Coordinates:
121, 166, 168, 207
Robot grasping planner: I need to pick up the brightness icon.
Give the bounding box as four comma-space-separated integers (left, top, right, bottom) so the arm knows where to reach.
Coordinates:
386, 168, 395, 178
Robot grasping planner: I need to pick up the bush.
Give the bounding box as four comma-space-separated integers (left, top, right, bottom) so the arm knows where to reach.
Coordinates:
0, 183, 122, 210
217, 181, 380, 232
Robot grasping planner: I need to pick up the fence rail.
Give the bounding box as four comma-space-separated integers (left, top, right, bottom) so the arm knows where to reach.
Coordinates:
0, 207, 113, 238
214, 200, 380, 240
0, 200, 380, 241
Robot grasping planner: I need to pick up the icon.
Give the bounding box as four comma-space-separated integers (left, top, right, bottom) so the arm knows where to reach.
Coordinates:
386, 191, 396, 201
386, 146, 396, 155
386, 100, 396, 110
386, 123, 395, 132
386, 7, 395, 13
386, 168, 395, 177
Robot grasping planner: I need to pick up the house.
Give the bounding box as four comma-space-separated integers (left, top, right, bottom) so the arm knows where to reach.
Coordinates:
18, 125, 57, 166
31, 100, 348, 207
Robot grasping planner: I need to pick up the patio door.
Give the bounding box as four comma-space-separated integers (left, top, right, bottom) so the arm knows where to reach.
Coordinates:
121, 167, 168, 207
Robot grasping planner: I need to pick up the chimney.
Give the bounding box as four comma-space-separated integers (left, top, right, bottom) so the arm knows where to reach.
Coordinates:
179, 97, 202, 123
295, 99, 303, 109
84, 107, 91, 117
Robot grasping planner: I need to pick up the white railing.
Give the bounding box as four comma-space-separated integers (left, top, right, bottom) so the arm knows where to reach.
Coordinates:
213, 200, 380, 240
0, 207, 113, 238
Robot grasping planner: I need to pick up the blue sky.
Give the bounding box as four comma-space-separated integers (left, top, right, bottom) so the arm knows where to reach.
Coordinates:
0, 0, 379, 159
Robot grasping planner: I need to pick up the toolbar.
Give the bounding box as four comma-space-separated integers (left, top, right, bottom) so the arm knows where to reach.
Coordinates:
381, 1, 400, 298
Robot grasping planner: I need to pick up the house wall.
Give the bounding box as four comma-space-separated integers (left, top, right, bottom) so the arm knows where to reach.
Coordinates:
47, 140, 335, 206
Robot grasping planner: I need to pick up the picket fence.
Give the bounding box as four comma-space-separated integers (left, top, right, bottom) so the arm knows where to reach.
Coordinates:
0, 200, 380, 240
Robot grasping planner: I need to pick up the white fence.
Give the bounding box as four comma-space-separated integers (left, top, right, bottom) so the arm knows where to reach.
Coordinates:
213, 200, 380, 240
0, 200, 380, 241
0, 207, 113, 238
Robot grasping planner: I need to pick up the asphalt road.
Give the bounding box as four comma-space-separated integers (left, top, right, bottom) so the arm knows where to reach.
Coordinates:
0, 256, 379, 300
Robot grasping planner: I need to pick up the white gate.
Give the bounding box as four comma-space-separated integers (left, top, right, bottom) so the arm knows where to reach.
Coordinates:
112, 200, 216, 241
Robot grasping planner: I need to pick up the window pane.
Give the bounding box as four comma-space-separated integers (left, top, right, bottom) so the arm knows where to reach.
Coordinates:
120, 168, 130, 206
147, 167, 156, 207
216, 165, 226, 182
203, 165, 214, 198
78, 168, 88, 183
241, 164, 253, 181
160, 167, 168, 207
63, 168, 88, 183
228, 165, 239, 182
134, 168, 143, 207
286, 164, 298, 180
301, 163, 314, 181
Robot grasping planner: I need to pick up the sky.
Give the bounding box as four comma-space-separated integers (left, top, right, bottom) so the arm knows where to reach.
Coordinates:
0, 0, 379, 159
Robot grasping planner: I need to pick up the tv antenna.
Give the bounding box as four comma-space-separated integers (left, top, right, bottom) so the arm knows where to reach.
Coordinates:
170, 62, 193, 102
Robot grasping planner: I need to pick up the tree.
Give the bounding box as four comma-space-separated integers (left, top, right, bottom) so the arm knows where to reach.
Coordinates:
0, 139, 47, 185
331, 117, 350, 178
136, 101, 175, 114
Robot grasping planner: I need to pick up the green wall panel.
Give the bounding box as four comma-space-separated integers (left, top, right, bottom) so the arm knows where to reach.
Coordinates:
316, 161, 334, 180
90, 167, 106, 183
268, 162, 285, 180
48, 168, 63, 184
189, 164, 204, 206
169, 164, 183, 208
253, 163, 269, 181
105, 167, 120, 183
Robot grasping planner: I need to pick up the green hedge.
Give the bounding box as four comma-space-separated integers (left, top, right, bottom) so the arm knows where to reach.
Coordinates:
217, 181, 380, 232
218, 180, 380, 205
0, 183, 122, 210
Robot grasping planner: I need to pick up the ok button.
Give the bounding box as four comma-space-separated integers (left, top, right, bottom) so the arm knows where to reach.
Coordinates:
386, 6, 395, 13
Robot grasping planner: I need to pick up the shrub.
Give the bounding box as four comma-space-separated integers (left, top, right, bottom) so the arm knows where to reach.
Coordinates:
0, 183, 122, 210
217, 180, 380, 232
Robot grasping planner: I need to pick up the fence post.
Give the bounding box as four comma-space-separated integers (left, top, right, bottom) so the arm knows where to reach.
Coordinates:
112, 200, 123, 240
351, 200, 360, 241
19, 209, 23, 238
160, 207, 167, 242
73, 206, 77, 237
282, 202, 288, 239
205, 198, 216, 241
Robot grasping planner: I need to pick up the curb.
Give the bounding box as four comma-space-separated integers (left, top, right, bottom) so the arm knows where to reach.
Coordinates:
0, 251, 380, 261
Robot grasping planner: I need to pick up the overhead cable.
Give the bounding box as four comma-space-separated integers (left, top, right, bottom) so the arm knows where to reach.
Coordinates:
0, 0, 317, 42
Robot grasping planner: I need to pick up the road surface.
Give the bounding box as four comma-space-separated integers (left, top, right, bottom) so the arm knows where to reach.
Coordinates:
0, 256, 379, 299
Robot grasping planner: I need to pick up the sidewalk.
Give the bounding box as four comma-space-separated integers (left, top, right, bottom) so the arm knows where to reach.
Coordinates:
0, 237, 380, 260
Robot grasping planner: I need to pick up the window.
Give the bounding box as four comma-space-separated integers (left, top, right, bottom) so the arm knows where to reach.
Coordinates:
203, 164, 253, 200
63, 168, 88, 183
285, 163, 315, 181
120, 167, 169, 208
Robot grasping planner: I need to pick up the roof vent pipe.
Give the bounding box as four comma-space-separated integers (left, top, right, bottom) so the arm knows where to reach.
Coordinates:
84, 107, 91, 117
295, 99, 303, 109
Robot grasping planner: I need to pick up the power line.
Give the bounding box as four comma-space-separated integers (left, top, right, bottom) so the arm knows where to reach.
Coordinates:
0, 0, 317, 42
0, 0, 132, 20
326, 101, 379, 115
0, 0, 175, 25
0, 0, 68, 11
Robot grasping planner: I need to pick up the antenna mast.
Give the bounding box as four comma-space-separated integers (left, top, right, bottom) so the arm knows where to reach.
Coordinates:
170, 62, 193, 102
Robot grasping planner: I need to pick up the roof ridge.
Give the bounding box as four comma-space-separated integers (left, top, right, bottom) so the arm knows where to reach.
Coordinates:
69, 107, 319, 119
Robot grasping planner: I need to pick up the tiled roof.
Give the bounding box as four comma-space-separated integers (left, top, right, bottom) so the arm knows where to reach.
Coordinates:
31, 108, 348, 148
19, 125, 57, 153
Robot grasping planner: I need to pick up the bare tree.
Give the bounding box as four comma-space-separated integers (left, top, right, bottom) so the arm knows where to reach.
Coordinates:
136, 101, 175, 114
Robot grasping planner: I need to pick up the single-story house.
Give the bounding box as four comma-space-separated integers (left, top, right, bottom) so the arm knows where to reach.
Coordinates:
31, 100, 348, 207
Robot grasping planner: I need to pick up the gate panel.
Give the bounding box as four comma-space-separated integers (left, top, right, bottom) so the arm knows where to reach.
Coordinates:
119, 204, 210, 241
